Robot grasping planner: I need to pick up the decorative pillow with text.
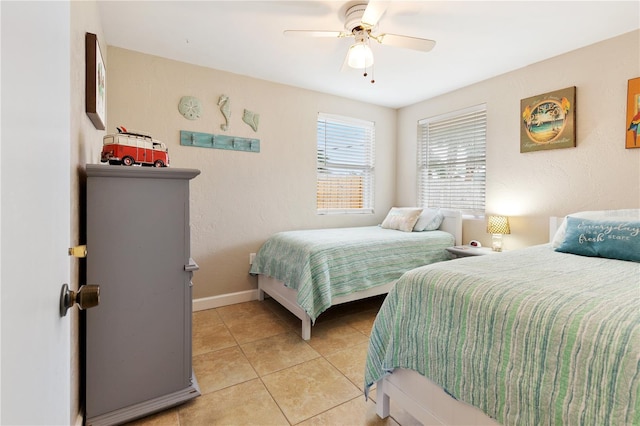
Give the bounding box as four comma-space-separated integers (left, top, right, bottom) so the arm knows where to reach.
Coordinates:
551, 209, 640, 248
555, 216, 640, 262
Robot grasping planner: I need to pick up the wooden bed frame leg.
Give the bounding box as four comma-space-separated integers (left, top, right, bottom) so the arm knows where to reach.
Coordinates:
375, 379, 390, 418
301, 315, 311, 340
257, 288, 265, 301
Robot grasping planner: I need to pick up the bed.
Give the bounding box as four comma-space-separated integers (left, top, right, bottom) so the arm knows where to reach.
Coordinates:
365, 210, 640, 425
249, 208, 462, 340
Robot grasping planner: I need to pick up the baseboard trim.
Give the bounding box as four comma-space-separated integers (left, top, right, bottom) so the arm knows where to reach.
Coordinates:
193, 289, 259, 312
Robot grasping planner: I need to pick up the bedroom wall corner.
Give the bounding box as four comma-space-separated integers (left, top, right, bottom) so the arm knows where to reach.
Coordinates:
396, 30, 640, 249
104, 48, 397, 300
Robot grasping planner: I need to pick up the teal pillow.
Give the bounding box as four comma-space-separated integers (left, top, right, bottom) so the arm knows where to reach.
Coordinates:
555, 216, 640, 262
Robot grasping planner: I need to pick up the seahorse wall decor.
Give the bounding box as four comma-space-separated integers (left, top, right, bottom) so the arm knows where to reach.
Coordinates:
218, 94, 231, 131
242, 109, 260, 132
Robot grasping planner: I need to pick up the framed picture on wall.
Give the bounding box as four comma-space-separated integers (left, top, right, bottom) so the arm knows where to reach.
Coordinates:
520, 86, 576, 153
85, 32, 106, 130
626, 77, 640, 149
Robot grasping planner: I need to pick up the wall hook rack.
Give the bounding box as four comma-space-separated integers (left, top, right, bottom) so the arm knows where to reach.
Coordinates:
180, 130, 260, 153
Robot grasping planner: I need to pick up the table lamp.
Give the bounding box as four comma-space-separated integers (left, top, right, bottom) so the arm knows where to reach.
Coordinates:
487, 215, 510, 252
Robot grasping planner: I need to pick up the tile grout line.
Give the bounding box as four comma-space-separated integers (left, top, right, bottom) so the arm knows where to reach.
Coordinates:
183, 298, 386, 426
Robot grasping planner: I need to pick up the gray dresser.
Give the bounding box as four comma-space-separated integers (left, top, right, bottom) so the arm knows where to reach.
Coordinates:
85, 164, 201, 426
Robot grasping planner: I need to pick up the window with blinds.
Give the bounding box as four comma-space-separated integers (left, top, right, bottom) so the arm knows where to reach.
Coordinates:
317, 113, 375, 214
417, 104, 486, 214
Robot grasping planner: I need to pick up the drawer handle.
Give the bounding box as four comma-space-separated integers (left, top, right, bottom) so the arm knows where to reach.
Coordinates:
184, 258, 199, 272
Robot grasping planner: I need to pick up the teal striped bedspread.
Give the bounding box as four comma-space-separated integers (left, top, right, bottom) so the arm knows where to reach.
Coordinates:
249, 226, 454, 322
365, 244, 640, 425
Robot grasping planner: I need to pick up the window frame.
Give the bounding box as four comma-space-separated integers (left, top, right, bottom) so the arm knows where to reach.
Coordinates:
316, 113, 375, 215
417, 104, 487, 216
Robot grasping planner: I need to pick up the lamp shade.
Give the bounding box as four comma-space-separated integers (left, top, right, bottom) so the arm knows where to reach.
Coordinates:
487, 215, 511, 234
347, 42, 374, 69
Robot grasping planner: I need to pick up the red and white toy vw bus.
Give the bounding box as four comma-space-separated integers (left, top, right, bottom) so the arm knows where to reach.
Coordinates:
101, 127, 170, 167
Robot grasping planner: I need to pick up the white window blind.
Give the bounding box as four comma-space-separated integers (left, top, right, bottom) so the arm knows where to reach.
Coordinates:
317, 113, 375, 214
418, 104, 486, 214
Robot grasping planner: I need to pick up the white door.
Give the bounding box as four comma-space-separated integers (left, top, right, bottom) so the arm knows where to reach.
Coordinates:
1, 2, 72, 424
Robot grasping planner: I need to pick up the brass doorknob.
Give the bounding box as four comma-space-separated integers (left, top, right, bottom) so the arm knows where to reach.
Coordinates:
60, 284, 100, 317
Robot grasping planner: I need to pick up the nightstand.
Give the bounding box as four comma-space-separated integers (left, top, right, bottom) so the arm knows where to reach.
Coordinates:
446, 245, 501, 258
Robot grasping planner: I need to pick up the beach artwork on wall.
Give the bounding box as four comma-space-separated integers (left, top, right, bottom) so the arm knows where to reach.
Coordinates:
520, 86, 576, 153
626, 77, 640, 149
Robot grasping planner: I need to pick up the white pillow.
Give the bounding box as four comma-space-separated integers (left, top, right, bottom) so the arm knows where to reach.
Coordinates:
381, 207, 423, 232
551, 209, 640, 248
413, 208, 445, 231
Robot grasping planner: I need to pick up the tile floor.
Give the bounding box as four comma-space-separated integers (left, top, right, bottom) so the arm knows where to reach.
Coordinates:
126, 295, 420, 426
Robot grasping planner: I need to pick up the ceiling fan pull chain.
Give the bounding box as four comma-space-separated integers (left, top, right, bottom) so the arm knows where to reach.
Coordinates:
367, 36, 375, 84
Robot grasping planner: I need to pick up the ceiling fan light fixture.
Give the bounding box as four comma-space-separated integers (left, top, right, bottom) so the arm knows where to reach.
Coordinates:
283, 1, 435, 83
347, 42, 374, 69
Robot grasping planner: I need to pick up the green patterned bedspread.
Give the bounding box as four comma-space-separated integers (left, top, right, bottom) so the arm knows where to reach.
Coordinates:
249, 226, 454, 322
365, 244, 640, 425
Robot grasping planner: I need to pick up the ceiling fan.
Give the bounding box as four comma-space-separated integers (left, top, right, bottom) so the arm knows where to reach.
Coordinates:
284, 1, 436, 83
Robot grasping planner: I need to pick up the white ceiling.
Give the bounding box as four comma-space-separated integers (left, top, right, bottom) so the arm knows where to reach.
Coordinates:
97, 1, 640, 109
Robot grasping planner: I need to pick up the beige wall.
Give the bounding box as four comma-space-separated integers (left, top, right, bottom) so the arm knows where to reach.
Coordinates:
70, 2, 106, 423
106, 31, 639, 300
105, 48, 396, 299
396, 30, 640, 249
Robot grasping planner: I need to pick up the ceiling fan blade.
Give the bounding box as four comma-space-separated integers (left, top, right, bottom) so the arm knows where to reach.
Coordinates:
283, 30, 347, 38
376, 33, 436, 52
361, 0, 389, 27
